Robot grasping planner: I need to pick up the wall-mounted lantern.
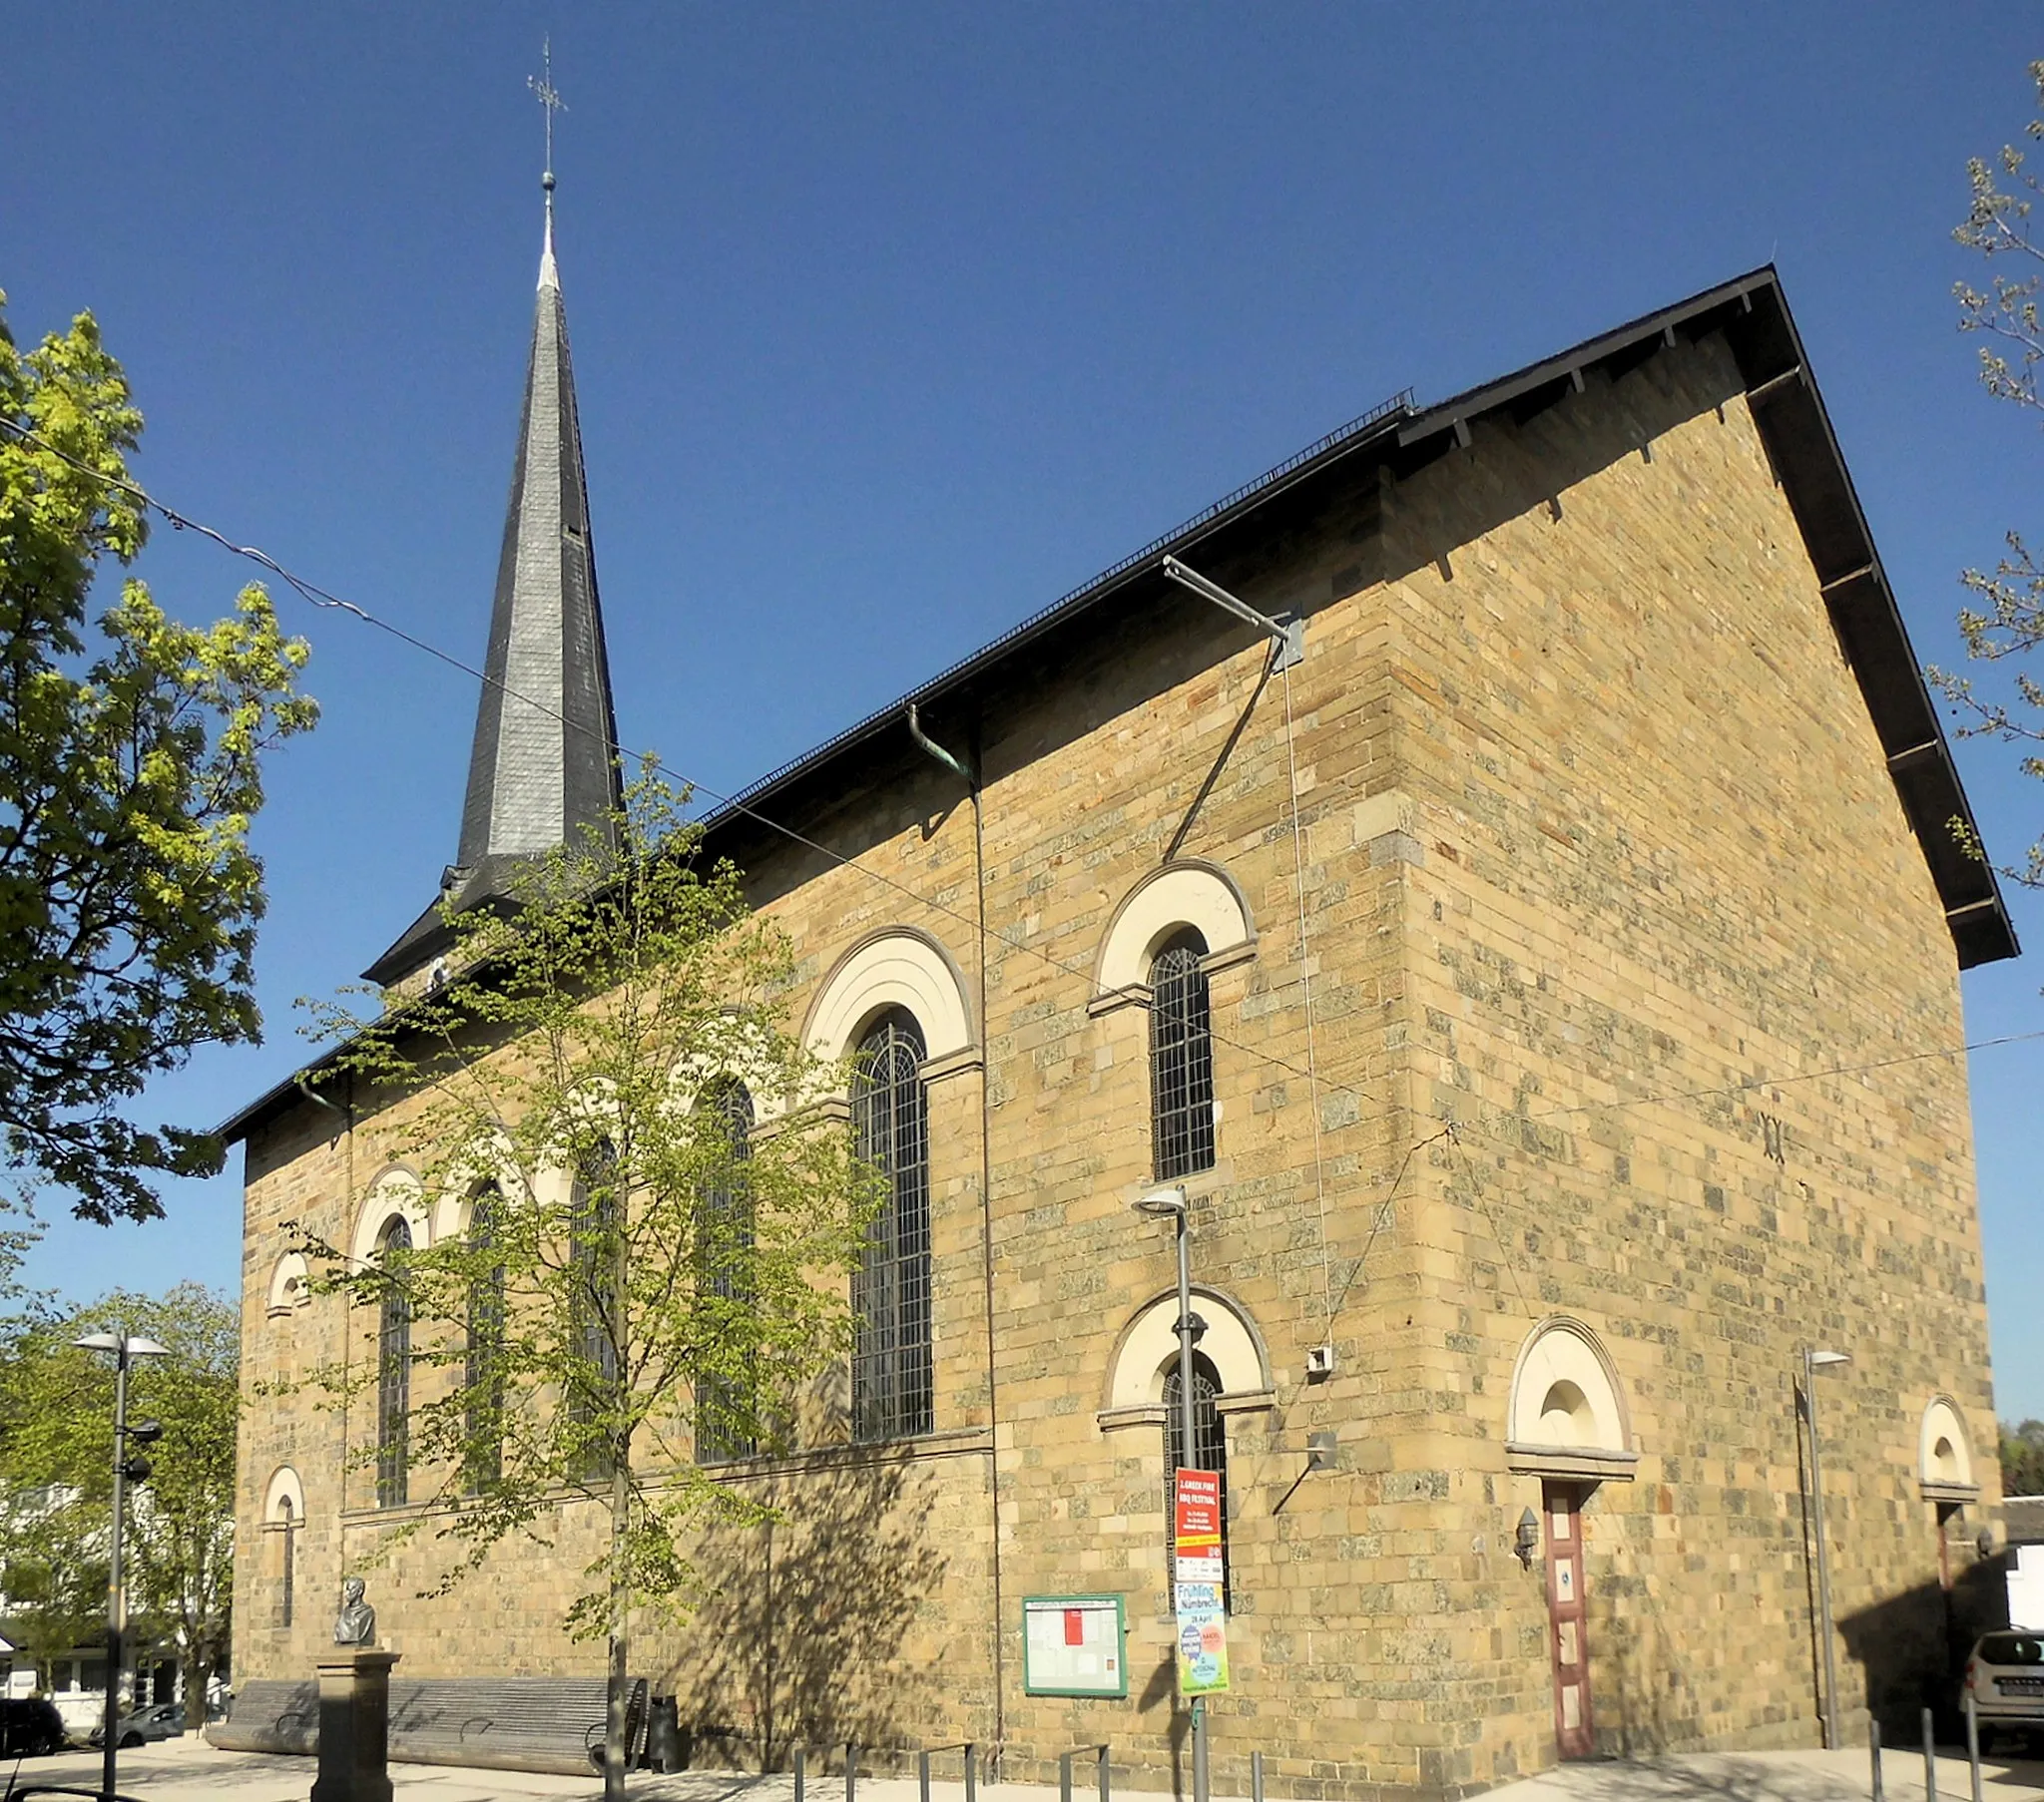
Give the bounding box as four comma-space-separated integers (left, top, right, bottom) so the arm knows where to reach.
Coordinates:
1514, 1508, 1540, 1569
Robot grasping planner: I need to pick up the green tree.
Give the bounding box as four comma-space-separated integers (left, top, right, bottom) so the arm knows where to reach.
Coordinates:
296, 771, 877, 1801
0, 1284, 239, 1716
0, 1499, 106, 1693
2002, 1418, 2044, 1497
0, 292, 317, 1222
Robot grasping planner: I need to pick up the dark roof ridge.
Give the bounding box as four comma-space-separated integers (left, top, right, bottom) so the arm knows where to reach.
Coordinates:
222, 263, 2014, 1145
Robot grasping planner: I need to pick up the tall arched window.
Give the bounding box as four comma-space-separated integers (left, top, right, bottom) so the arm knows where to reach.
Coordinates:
465, 1183, 506, 1494
1164, 1349, 1230, 1606
374, 1216, 412, 1509
1151, 929, 1216, 1179
851, 1010, 932, 1442
696, 1082, 756, 1464
569, 1141, 620, 1477
275, 1495, 295, 1628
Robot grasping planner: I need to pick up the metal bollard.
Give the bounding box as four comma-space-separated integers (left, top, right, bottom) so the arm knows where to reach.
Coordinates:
965, 1741, 977, 1802
920, 1749, 932, 1802
1253, 1750, 1266, 1802
1061, 1750, 1074, 1802
1098, 1742, 1111, 1802
846, 1741, 858, 1802
1923, 1705, 1937, 1802
1966, 1693, 1983, 1802
1872, 1717, 1883, 1802
795, 1746, 806, 1802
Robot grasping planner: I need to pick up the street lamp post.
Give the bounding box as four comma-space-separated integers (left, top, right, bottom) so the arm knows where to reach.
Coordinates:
74, 1330, 169, 1802
1801, 1346, 1851, 1750
1135, 1185, 1207, 1802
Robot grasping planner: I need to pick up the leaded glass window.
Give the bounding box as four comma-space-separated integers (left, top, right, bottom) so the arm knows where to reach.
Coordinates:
851, 1011, 932, 1442
375, 1216, 411, 1509
465, 1183, 506, 1493
276, 1496, 295, 1627
1150, 930, 1216, 1180
696, 1081, 756, 1463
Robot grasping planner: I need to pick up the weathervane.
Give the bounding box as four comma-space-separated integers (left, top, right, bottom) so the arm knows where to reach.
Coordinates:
529, 39, 566, 195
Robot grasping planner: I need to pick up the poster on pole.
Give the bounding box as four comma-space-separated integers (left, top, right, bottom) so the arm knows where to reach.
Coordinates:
1022, 1594, 1128, 1698
1174, 1581, 1231, 1695
1174, 1468, 1222, 1551
1171, 1469, 1230, 1694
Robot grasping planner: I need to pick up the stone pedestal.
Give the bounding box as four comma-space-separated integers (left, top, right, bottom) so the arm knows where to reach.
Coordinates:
309, 1648, 400, 1802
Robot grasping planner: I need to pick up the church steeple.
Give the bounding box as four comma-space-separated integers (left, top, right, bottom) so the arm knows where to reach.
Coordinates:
452, 181, 622, 884
364, 67, 622, 987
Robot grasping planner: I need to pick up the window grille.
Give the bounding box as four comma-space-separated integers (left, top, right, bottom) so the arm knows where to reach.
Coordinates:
851, 1011, 933, 1442
375, 1217, 411, 1509
1151, 930, 1216, 1180
1164, 1350, 1230, 1608
276, 1496, 295, 1628
465, 1183, 506, 1493
696, 1082, 757, 1463
570, 1141, 620, 1478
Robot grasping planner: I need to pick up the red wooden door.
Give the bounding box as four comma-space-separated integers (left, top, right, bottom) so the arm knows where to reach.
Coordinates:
1543, 1482, 1593, 1758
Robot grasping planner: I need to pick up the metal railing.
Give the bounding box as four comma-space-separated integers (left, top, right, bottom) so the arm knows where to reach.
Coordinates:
1059, 1742, 1110, 1802
920, 1740, 978, 1802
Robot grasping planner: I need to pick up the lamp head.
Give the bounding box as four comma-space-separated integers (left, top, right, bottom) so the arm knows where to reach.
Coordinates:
1134, 1184, 1188, 1219
71, 1333, 169, 1358
1807, 1349, 1851, 1370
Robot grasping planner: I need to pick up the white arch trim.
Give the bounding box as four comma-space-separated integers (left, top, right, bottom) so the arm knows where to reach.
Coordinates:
1099, 1286, 1274, 1431
1505, 1317, 1638, 1483
804, 928, 975, 1066
1920, 1395, 1979, 1501
262, 1464, 305, 1524
1094, 862, 1254, 1001
349, 1166, 428, 1265
266, 1252, 310, 1317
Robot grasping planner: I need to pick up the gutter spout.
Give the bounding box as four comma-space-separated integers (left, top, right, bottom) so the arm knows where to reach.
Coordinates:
907, 702, 975, 786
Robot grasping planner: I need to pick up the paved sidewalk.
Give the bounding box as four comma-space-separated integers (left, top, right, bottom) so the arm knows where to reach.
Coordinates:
9, 1736, 2044, 1802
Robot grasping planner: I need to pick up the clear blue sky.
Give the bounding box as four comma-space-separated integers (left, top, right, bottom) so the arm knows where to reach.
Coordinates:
8, 5, 2044, 1415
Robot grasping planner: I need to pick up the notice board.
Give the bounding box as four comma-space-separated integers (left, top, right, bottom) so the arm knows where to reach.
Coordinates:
1022, 1594, 1127, 1698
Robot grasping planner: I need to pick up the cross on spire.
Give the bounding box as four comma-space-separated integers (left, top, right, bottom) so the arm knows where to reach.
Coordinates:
529, 39, 566, 195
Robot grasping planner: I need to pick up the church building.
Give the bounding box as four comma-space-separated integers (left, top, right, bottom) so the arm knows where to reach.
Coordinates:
220, 167, 2018, 1796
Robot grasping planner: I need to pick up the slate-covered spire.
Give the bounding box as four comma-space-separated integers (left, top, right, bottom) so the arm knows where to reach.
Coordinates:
364, 172, 622, 985
454, 187, 622, 881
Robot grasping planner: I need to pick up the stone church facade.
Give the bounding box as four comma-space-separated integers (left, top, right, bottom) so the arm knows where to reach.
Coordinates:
223, 213, 2018, 1797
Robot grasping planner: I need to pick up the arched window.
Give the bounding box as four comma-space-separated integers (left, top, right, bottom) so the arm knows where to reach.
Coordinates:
465, 1183, 506, 1494
696, 1082, 757, 1464
1164, 1349, 1230, 1606
851, 1011, 932, 1442
374, 1216, 412, 1509
275, 1495, 295, 1628
1151, 929, 1215, 1179
569, 1140, 620, 1478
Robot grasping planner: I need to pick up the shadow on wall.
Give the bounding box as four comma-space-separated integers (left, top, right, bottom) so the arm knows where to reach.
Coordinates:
660, 1449, 957, 1771
1840, 1555, 2009, 1741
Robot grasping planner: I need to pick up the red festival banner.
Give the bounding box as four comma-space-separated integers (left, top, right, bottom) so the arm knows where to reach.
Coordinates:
1174, 1468, 1222, 1550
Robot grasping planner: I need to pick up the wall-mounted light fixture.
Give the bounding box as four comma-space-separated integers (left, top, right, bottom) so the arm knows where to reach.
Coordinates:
1514, 1508, 1540, 1570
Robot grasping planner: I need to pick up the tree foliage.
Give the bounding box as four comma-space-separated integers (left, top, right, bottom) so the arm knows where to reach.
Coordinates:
1935, 63, 2044, 884
0, 292, 317, 1221
2003, 1418, 2044, 1498
295, 771, 877, 1800
0, 1283, 239, 1709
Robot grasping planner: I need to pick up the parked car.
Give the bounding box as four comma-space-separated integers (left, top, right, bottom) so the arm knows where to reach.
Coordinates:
86, 1700, 185, 1748
1966, 1631, 2044, 1749
0, 1697, 67, 1757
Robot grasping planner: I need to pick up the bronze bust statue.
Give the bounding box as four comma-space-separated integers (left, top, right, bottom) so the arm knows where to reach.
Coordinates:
332, 1577, 376, 1647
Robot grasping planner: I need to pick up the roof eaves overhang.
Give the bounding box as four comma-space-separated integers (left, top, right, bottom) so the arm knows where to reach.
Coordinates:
221, 265, 2015, 1146
1388, 265, 2017, 972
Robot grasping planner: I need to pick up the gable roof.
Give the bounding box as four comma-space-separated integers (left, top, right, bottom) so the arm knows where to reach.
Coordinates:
221, 265, 2014, 1145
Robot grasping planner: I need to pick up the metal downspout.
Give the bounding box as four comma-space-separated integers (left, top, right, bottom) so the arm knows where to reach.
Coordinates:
906, 703, 1007, 1769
